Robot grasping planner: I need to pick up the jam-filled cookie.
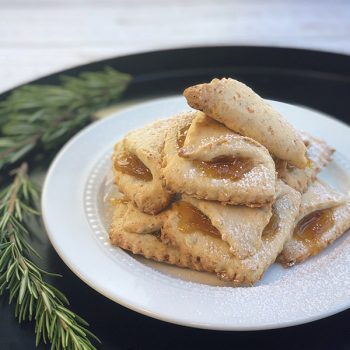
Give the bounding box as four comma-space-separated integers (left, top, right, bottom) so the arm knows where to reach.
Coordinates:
112, 118, 177, 214
161, 181, 301, 285
279, 180, 350, 266
184, 78, 308, 168
162, 112, 276, 206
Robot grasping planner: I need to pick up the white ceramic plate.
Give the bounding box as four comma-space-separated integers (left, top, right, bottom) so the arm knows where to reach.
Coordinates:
42, 96, 350, 331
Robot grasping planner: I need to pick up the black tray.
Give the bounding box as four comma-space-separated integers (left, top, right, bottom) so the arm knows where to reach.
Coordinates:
1, 46, 350, 350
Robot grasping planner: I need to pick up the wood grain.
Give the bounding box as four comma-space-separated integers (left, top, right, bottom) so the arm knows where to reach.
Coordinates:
1, 0, 349, 92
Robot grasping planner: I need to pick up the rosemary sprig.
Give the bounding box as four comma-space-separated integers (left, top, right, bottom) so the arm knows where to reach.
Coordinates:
0, 163, 99, 349
0, 66, 131, 348
0, 67, 131, 171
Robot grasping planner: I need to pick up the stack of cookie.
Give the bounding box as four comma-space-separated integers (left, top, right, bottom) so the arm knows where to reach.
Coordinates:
109, 78, 350, 285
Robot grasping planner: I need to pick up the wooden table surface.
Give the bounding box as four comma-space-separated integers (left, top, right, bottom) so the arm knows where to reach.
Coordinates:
1, 0, 350, 93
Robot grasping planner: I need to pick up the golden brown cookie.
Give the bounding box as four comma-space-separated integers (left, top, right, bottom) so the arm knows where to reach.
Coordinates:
184, 78, 308, 168
279, 180, 350, 266
276, 131, 334, 192
162, 112, 276, 206
162, 181, 301, 285
112, 118, 175, 214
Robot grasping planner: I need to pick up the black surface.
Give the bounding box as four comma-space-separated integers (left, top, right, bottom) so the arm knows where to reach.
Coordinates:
1, 46, 350, 350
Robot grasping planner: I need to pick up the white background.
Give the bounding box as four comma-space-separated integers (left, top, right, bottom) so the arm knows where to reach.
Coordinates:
1, 0, 350, 93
